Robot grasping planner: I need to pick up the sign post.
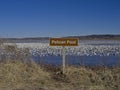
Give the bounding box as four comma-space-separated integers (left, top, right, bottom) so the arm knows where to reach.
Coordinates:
49, 38, 78, 74
62, 46, 65, 74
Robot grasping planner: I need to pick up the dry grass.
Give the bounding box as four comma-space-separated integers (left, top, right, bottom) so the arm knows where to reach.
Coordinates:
0, 60, 53, 90
0, 60, 120, 90
65, 66, 120, 90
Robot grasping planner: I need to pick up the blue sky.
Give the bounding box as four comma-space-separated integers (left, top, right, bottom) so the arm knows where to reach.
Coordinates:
0, 0, 120, 38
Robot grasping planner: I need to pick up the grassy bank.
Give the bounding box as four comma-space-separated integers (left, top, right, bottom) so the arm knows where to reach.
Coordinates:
0, 60, 120, 90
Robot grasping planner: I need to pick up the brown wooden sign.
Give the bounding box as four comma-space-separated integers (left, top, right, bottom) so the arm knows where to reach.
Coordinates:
49, 38, 78, 46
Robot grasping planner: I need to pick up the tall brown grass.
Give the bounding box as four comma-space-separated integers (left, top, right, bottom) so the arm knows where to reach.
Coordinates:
0, 60, 120, 90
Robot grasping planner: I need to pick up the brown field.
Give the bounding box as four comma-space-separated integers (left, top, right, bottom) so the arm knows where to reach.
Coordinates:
0, 60, 120, 90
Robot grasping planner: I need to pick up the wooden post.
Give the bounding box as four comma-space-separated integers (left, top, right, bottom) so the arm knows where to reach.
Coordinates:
62, 46, 65, 74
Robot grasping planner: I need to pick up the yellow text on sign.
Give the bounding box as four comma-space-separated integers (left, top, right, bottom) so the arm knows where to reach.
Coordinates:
49, 38, 78, 46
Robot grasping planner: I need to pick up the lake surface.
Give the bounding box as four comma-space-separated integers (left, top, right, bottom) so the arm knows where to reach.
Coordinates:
32, 55, 120, 66
3, 40, 120, 66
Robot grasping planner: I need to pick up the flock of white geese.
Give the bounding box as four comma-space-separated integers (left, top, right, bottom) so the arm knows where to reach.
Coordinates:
14, 41, 120, 56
